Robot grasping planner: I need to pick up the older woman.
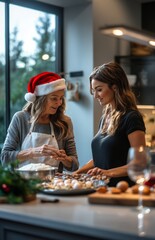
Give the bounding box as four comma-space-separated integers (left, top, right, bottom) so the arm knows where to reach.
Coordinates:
1, 72, 79, 172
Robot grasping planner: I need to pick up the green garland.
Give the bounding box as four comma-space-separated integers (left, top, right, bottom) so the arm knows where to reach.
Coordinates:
0, 162, 41, 204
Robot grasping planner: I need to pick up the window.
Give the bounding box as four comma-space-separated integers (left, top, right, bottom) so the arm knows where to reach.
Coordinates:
0, 0, 63, 149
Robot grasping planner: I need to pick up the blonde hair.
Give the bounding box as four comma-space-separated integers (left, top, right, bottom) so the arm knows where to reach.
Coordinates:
89, 62, 141, 135
23, 95, 70, 139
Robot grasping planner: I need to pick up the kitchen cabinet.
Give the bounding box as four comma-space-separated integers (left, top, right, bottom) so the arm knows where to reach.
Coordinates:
115, 55, 155, 105
0, 218, 98, 240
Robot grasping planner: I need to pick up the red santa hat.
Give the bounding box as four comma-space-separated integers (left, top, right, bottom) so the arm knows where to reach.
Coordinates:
25, 72, 66, 103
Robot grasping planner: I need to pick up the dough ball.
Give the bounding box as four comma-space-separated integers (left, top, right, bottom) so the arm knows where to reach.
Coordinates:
64, 179, 71, 185
142, 186, 150, 195
85, 181, 92, 188
116, 181, 129, 192
97, 186, 107, 193
111, 187, 121, 194
131, 185, 139, 194
72, 181, 82, 189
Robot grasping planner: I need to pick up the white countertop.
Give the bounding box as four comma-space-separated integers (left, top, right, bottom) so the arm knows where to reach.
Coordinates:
0, 193, 155, 240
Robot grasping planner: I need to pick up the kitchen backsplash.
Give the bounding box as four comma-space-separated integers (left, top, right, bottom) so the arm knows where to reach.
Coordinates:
138, 105, 155, 147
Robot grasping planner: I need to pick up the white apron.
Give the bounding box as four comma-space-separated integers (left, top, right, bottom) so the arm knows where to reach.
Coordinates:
20, 123, 59, 167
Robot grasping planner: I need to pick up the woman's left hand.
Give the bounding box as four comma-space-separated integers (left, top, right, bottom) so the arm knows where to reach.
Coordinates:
56, 149, 67, 159
56, 150, 71, 162
54, 149, 72, 168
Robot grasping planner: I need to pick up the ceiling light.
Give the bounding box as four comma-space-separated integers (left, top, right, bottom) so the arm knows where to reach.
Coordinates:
113, 29, 123, 36
149, 40, 155, 46
100, 25, 155, 48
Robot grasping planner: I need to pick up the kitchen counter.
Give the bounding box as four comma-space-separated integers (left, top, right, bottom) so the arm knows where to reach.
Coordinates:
0, 193, 155, 240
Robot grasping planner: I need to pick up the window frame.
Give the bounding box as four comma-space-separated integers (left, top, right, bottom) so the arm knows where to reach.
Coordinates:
3, 0, 64, 133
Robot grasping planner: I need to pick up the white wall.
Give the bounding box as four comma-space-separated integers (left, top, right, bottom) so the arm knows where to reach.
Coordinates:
64, 3, 94, 167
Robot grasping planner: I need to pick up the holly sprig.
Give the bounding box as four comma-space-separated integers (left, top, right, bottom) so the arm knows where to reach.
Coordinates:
0, 162, 41, 204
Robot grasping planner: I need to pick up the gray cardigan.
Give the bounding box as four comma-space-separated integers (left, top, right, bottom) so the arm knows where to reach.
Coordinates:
1, 111, 79, 171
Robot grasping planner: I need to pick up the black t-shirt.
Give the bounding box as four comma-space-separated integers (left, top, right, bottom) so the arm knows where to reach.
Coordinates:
91, 110, 146, 187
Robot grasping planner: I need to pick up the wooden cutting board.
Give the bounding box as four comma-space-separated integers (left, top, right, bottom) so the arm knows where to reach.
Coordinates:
88, 190, 155, 206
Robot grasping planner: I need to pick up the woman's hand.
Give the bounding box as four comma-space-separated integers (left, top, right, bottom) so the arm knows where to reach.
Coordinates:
32, 144, 59, 158
87, 165, 128, 178
17, 145, 72, 168
87, 167, 106, 176
34, 146, 72, 168
87, 167, 113, 179
55, 149, 72, 168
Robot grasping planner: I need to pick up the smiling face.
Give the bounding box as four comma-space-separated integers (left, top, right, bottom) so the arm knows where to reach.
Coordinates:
91, 79, 115, 108
41, 90, 65, 118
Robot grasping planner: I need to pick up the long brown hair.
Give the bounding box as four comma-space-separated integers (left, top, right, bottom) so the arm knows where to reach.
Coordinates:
23, 95, 70, 139
89, 62, 141, 135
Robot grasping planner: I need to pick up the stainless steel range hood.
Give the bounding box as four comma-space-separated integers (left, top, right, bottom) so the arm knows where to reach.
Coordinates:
100, 25, 155, 47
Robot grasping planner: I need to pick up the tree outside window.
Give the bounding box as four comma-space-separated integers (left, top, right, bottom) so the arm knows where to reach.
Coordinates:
0, 2, 63, 149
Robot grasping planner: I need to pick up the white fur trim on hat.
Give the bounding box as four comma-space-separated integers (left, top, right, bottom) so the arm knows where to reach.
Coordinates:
34, 78, 66, 96
25, 92, 36, 103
